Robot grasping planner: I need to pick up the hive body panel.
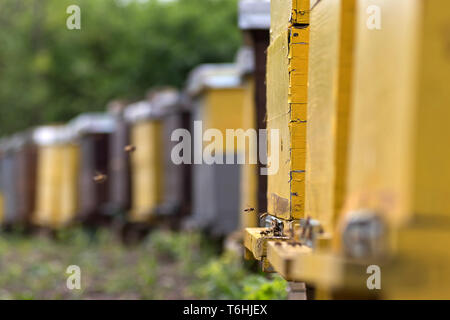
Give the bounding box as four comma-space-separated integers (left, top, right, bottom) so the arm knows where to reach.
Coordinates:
306, 0, 356, 233
267, 21, 309, 220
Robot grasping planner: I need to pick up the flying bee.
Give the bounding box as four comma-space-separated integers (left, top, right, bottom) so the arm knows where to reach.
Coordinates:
124, 145, 136, 153
93, 172, 107, 184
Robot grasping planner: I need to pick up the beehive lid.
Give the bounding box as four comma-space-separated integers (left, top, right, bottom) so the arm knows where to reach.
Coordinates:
107, 100, 129, 116
69, 113, 116, 135
238, 0, 271, 30
0, 131, 34, 153
32, 125, 77, 146
235, 46, 255, 76
0, 137, 10, 154
186, 63, 242, 97
147, 88, 180, 117
123, 101, 153, 123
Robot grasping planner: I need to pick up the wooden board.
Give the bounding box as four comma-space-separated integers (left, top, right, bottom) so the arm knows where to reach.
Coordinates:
266, 241, 312, 280
267, 241, 371, 293
240, 77, 259, 228
345, 0, 450, 227
129, 121, 163, 223
305, 0, 356, 233
205, 86, 249, 231
244, 227, 270, 260
267, 26, 309, 220
203, 88, 247, 151
244, 227, 289, 260
271, 0, 311, 43
411, 0, 450, 222
267, 228, 450, 299
334, 0, 450, 299
188, 85, 246, 235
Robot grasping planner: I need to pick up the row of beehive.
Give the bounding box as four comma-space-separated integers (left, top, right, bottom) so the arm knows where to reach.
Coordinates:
243, 0, 450, 299
0, 93, 189, 230
0, 22, 269, 235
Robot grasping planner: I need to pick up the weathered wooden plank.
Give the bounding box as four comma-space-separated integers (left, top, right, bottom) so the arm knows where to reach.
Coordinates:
345, 0, 450, 226
267, 24, 310, 221
271, 0, 311, 43
244, 227, 271, 260
336, 0, 450, 299
266, 241, 313, 281
240, 77, 258, 228
305, 0, 356, 233
244, 227, 289, 260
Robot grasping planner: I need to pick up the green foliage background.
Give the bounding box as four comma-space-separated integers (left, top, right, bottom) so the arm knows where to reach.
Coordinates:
0, 229, 287, 300
0, 0, 241, 135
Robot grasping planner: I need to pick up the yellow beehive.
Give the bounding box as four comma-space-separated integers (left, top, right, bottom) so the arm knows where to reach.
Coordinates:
187, 64, 248, 150
338, 0, 450, 299
266, 0, 310, 221
263, 0, 357, 294
239, 73, 258, 228
33, 126, 80, 229
271, 0, 310, 41
125, 101, 164, 223
263, 0, 450, 299
186, 63, 248, 235
203, 92, 247, 141
345, 0, 450, 228
305, 0, 356, 233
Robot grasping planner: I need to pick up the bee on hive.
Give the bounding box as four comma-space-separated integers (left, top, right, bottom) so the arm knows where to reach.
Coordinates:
124, 145, 136, 153
93, 172, 107, 184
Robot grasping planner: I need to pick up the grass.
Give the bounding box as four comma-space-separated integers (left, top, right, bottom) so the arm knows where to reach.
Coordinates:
0, 228, 287, 300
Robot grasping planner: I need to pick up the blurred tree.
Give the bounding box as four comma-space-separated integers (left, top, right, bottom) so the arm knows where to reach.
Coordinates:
0, 0, 241, 135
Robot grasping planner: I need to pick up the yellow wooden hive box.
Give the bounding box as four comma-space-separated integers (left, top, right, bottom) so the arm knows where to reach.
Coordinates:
339, 0, 450, 299
305, 0, 356, 234
33, 126, 80, 229
266, 0, 310, 221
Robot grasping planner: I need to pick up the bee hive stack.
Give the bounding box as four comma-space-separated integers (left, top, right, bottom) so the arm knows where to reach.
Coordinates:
266, 0, 310, 222
238, 0, 271, 229
244, 0, 311, 265
0, 136, 20, 228
152, 88, 190, 218
264, 0, 359, 299
0, 133, 37, 229
32, 126, 80, 229
16, 131, 38, 229
185, 64, 247, 236
338, 0, 450, 299
107, 100, 132, 216
125, 100, 164, 224
70, 113, 116, 226
305, 0, 357, 234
